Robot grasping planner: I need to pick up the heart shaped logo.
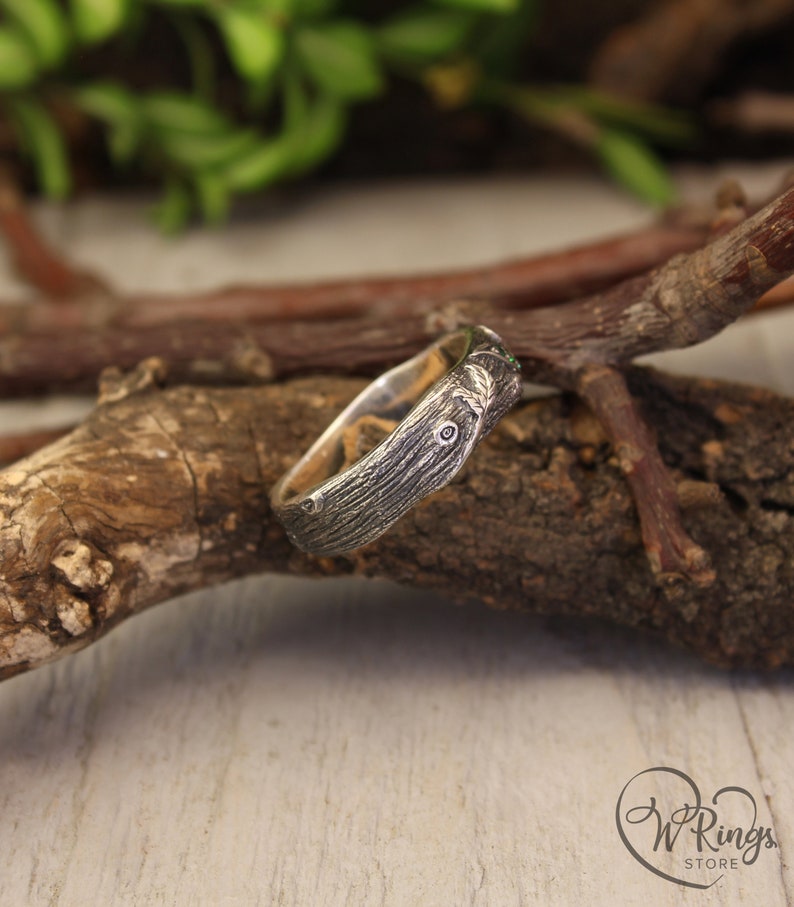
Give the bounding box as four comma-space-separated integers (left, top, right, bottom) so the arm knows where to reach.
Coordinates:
615, 766, 779, 889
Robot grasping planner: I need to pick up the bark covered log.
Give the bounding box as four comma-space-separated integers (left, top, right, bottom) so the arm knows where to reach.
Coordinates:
1, 366, 792, 680
2, 181, 794, 680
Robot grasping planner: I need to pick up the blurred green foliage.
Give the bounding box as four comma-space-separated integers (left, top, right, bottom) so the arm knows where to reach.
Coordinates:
0, 0, 692, 230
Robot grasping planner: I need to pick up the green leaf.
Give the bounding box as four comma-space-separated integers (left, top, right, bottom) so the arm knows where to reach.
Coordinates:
222, 94, 345, 192
215, 7, 284, 84
0, 0, 69, 69
158, 128, 260, 170
552, 87, 695, 146
106, 121, 141, 164
9, 97, 71, 199
75, 81, 139, 122
0, 26, 39, 89
193, 170, 230, 224
70, 0, 129, 45
431, 0, 518, 12
253, 0, 293, 14
153, 178, 192, 234
285, 95, 345, 176
281, 65, 309, 131
222, 132, 295, 192
75, 82, 143, 162
142, 91, 263, 170
169, 12, 215, 100
291, 0, 336, 17
472, 0, 537, 76
295, 21, 382, 100
595, 127, 675, 207
376, 7, 474, 63
142, 92, 229, 135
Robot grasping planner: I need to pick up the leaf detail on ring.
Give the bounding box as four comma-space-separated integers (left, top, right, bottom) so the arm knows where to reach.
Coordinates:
455, 363, 495, 419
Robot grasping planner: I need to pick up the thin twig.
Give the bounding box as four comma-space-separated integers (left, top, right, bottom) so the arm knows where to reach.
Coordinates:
0, 222, 709, 336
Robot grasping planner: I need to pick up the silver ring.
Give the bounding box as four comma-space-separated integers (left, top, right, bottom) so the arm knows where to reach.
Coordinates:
270, 325, 522, 556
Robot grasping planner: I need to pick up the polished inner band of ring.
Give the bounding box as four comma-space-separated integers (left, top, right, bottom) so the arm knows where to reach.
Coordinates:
270, 325, 522, 557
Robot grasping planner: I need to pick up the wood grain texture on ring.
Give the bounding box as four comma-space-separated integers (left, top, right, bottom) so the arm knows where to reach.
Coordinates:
271, 327, 523, 556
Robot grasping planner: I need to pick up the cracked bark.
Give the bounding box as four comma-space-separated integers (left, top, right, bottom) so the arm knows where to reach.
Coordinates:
1, 182, 794, 679
1, 367, 792, 680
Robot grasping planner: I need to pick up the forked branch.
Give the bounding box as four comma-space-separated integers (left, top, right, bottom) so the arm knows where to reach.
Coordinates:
1, 183, 794, 679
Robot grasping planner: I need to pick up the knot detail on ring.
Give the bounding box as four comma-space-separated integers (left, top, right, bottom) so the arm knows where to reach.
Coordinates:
434, 421, 459, 446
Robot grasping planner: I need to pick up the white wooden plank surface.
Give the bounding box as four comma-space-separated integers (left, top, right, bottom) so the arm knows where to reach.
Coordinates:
1, 170, 793, 906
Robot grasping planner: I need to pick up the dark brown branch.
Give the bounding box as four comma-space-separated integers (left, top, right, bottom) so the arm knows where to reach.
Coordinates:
1, 368, 793, 681
0, 173, 108, 299
576, 365, 715, 589
2, 186, 793, 397
0, 220, 709, 338
588, 0, 794, 103
498, 184, 794, 381
754, 274, 794, 312
0, 426, 71, 467
711, 91, 794, 135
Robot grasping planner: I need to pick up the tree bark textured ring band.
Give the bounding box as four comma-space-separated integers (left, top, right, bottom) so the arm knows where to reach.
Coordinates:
270, 325, 523, 556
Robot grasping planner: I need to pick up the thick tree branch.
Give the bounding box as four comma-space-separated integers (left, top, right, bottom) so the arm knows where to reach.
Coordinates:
1, 182, 793, 674
1, 368, 793, 681
2, 186, 793, 589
